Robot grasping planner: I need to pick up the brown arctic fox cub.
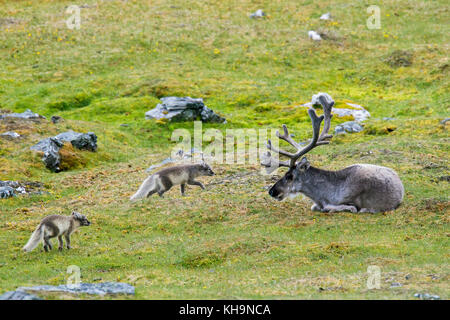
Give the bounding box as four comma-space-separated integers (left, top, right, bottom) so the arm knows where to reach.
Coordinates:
23, 212, 91, 252
130, 162, 215, 201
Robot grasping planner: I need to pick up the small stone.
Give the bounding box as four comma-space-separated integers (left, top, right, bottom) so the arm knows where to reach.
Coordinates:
51, 116, 63, 124
319, 12, 331, 20
335, 121, 364, 134
0, 131, 20, 139
250, 9, 265, 18
308, 30, 322, 41
390, 282, 402, 288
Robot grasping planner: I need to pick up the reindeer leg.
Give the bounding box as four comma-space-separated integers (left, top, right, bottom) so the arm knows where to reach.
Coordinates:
323, 204, 357, 213
359, 208, 377, 214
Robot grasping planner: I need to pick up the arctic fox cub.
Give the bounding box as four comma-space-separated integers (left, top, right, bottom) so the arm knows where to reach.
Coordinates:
130, 163, 215, 201
23, 211, 91, 252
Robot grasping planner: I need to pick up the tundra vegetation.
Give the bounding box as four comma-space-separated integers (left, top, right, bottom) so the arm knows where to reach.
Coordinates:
0, 0, 448, 299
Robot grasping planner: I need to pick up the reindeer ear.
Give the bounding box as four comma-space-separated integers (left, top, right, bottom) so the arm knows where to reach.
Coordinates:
297, 157, 310, 171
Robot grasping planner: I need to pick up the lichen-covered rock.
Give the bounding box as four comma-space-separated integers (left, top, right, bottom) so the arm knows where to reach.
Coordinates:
17, 282, 135, 296
30, 137, 64, 172
30, 131, 97, 172
55, 131, 97, 152
145, 97, 226, 123
335, 121, 364, 134
0, 109, 45, 120
0, 290, 41, 300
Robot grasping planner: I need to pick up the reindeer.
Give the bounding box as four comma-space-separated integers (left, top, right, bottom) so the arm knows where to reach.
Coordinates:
261, 96, 404, 213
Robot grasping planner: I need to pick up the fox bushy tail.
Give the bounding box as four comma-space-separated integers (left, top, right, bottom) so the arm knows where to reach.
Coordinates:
130, 175, 156, 202
23, 225, 44, 252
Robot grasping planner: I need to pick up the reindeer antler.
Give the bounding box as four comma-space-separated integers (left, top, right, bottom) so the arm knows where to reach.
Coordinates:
261, 96, 333, 171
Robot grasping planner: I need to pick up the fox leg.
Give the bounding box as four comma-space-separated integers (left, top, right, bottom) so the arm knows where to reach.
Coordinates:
188, 180, 205, 190
180, 184, 186, 196
44, 236, 53, 251
64, 234, 71, 249
58, 236, 64, 251
146, 190, 157, 198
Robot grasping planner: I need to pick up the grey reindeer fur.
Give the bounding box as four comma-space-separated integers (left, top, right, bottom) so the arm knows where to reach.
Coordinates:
130, 163, 215, 201
269, 158, 404, 213
263, 94, 404, 213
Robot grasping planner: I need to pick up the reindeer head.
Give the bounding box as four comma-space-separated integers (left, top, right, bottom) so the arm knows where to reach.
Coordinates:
262, 95, 334, 201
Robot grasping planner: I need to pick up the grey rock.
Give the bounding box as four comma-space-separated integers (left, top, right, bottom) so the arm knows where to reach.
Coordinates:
0, 131, 20, 139
145, 97, 225, 123
414, 293, 441, 300
0, 290, 42, 300
335, 121, 364, 134
301, 94, 370, 122
55, 130, 97, 152
0, 109, 45, 120
0, 186, 15, 199
17, 282, 135, 296
30, 137, 64, 172
383, 117, 395, 121
30, 131, 97, 172
311, 92, 335, 108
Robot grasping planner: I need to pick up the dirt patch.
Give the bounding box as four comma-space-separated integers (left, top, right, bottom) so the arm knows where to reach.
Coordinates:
385, 50, 413, 67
